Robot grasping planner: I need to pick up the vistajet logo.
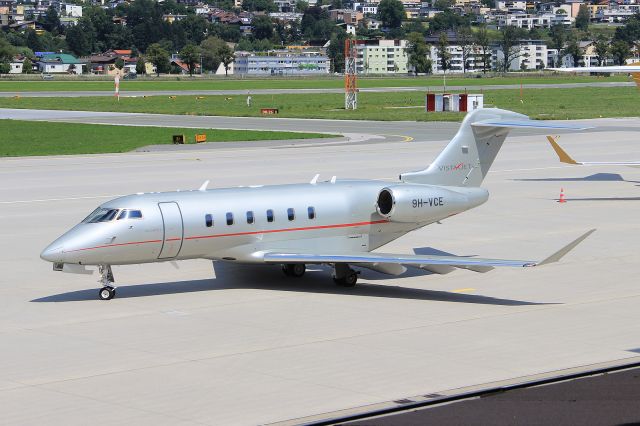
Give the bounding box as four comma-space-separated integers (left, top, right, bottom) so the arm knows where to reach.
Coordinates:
438, 162, 474, 172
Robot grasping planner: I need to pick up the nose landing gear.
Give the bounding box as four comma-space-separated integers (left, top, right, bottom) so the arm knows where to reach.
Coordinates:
98, 265, 116, 300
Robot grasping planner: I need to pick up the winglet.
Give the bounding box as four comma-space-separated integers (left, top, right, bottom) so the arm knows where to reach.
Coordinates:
546, 136, 580, 165
535, 229, 596, 266
310, 174, 320, 185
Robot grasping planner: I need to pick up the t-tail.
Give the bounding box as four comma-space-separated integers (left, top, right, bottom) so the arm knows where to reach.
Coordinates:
400, 108, 591, 187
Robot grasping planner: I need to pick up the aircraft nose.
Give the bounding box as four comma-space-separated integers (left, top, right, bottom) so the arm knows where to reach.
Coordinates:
40, 244, 64, 262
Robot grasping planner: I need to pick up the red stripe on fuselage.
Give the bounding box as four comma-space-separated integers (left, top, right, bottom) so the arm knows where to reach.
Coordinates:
66, 220, 388, 253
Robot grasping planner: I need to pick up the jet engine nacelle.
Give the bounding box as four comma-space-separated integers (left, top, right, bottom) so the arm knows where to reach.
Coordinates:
375, 184, 488, 223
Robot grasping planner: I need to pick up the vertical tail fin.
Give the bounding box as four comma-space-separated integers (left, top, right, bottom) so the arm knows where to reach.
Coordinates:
400, 108, 589, 187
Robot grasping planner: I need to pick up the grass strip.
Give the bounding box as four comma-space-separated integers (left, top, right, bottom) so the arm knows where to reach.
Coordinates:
1, 86, 637, 121
0, 120, 336, 157
0, 74, 630, 92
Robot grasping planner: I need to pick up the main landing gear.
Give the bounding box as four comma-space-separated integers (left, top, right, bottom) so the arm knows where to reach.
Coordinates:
332, 264, 359, 287
98, 265, 116, 300
282, 263, 306, 277
280, 263, 359, 287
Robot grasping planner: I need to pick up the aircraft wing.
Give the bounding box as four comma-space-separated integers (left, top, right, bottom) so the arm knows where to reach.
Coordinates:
473, 120, 591, 131
547, 136, 640, 167
547, 66, 640, 73
263, 229, 595, 270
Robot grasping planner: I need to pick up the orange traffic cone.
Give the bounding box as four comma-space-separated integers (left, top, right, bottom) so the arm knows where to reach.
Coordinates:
558, 188, 566, 203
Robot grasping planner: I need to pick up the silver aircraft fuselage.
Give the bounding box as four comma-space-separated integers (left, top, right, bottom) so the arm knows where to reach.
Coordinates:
41, 180, 488, 266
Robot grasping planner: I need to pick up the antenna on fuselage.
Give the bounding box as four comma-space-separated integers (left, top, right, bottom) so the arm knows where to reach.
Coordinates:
199, 180, 210, 191
310, 174, 320, 185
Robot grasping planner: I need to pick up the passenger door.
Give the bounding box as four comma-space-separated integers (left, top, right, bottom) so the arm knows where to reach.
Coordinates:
158, 202, 184, 259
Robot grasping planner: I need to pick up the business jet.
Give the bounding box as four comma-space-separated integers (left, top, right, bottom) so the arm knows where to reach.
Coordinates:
547, 136, 640, 168
41, 108, 595, 300
547, 64, 640, 88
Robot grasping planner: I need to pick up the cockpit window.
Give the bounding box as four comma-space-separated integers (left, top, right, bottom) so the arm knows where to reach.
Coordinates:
117, 209, 143, 220
83, 208, 119, 223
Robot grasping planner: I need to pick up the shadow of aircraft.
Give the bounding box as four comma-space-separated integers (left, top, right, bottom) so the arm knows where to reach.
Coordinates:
31, 262, 551, 307
514, 173, 636, 183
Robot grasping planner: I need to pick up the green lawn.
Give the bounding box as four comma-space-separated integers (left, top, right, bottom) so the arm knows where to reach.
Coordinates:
0, 74, 630, 92
0, 120, 336, 156
1, 86, 637, 121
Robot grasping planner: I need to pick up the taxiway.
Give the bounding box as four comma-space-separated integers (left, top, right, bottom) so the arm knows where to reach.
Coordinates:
1, 114, 639, 425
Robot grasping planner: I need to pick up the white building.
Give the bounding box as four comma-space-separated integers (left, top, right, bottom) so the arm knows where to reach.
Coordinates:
492, 40, 549, 71
63, 4, 82, 17
429, 45, 488, 73
497, 12, 571, 29
356, 39, 408, 74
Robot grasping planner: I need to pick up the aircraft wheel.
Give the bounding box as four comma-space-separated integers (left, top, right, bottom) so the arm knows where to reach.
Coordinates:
282, 264, 305, 277
334, 272, 358, 287
99, 286, 115, 301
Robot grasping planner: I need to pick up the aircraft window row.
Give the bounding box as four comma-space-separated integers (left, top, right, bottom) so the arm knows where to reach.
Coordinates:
205, 207, 317, 227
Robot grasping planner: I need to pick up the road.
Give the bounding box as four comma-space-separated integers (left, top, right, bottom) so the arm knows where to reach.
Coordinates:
0, 81, 634, 97
1, 112, 640, 425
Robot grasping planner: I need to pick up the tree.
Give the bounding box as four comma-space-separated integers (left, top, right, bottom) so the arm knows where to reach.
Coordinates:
242, 0, 277, 12
594, 36, 609, 66
496, 26, 525, 72
549, 24, 566, 67
377, 0, 404, 28
326, 29, 347, 72
610, 40, 630, 65
179, 43, 201, 76
0, 38, 16, 64
458, 26, 473, 73
22, 58, 33, 74
564, 36, 582, 67
42, 6, 61, 33
146, 43, 170, 76
406, 32, 432, 75
0, 62, 10, 74
433, 0, 453, 10
200, 36, 226, 71
474, 24, 491, 73
437, 31, 451, 73
136, 58, 146, 74
115, 57, 125, 70
295, 0, 308, 12
575, 5, 590, 31
252, 15, 274, 40
428, 10, 470, 33
218, 44, 234, 76
26, 29, 43, 52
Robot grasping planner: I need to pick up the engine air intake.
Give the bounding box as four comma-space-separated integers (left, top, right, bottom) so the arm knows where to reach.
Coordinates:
377, 189, 394, 216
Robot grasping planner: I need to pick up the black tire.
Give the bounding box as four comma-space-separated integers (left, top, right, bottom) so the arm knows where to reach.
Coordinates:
334, 273, 357, 287
291, 263, 305, 277
99, 287, 115, 300
283, 264, 305, 277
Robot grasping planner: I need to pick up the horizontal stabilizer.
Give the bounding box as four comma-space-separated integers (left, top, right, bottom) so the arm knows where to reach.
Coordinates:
473, 120, 591, 131
262, 230, 595, 269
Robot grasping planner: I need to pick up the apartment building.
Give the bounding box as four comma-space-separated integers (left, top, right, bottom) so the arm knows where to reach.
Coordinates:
355, 39, 408, 74
234, 50, 330, 75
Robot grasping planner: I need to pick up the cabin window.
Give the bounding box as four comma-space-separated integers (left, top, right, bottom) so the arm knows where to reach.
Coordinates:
287, 208, 295, 221
307, 206, 316, 220
205, 214, 213, 227
246, 211, 254, 224
226, 212, 234, 226
266, 209, 274, 222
